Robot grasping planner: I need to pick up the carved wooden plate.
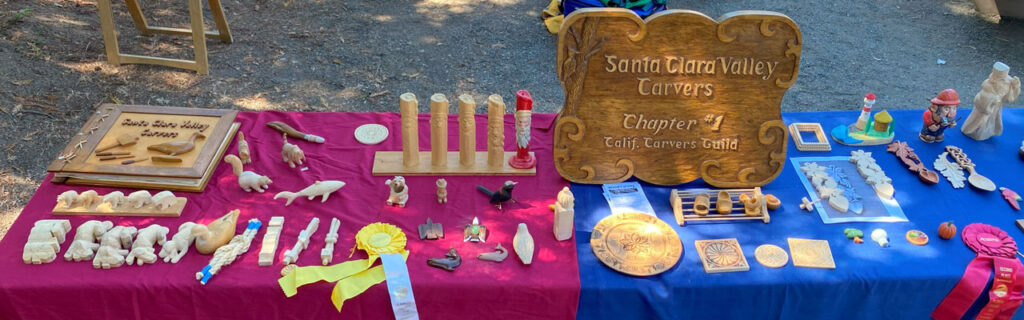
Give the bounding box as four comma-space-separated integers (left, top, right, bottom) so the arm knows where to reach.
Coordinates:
591, 212, 683, 276
754, 244, 789, 268
554, 9, 800, 187
354, 124, 389, 145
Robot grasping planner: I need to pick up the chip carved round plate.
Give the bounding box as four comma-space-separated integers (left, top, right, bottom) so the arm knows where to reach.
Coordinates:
754, 244, 789, 268
590, 212, 683, 276
354, 124, 389, 145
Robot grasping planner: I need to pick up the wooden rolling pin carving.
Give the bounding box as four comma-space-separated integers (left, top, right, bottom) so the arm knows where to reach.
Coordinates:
266, 121, 324, 144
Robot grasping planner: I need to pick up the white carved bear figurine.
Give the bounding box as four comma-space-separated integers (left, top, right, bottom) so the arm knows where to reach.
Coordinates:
57, 190, 78, 209
127, 190, 153, 209
75, 190, 101, 208
159, 222, 202, 263
126, 224, 169, 266
102, 191, 126, 209
93, 225, 138, 269
385, 176, 409, 207
64, 220, 113, 261
151, 191, 177, 210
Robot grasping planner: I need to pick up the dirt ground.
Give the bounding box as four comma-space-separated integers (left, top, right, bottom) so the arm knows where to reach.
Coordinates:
0, 0, 1022, 241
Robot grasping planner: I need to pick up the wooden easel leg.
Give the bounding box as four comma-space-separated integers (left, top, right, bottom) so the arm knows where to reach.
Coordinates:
207, 0, 233, 43
123, 0, 151, 35
188, 0, 209, 74
96, 0, 121, 65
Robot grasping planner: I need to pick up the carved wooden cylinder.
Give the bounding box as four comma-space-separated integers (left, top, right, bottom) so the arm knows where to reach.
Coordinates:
458, 94, 477, 167
430, 94, 449, 167
487, 94, 506, 168
400, 93, 419, 168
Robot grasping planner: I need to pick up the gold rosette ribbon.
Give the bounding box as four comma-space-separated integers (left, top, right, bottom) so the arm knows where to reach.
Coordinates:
278, 222, 408, 312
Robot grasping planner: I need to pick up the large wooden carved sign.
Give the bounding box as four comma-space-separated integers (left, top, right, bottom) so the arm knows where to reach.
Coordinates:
554, 9, 801, 187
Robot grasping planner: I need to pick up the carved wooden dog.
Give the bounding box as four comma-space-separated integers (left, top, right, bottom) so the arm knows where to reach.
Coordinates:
385, 176, 409, 207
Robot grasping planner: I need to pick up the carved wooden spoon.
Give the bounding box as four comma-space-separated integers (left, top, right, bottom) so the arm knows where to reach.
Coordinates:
945, 146, 996, 192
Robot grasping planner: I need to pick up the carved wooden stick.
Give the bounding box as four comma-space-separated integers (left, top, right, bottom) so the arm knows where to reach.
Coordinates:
430, 94, 449, 168
458, 94, 476, 167
400, 93, 419, 168
487, 94, 505, 168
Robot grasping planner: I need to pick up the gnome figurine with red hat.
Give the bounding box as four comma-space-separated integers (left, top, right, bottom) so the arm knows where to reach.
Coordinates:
920, 89, 960, 143
509, 90, 537, 169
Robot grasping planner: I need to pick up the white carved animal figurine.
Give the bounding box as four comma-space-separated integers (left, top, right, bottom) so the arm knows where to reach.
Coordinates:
75, 190, 101, 208
159, 222, 202, 263
126, 224, 169, 266
385, 176, 409, 207
23, 220, 71, 264
64, 220, 113, 261
102, 191, 126, 209
273, 180, 346, 206
436, 178, 448, 204
225, 154, 272, 192
151, 191, 178, 210
57, 190, 78, 208
236, 132, 252, 164
93, 225, 138, 269
127, 190, 153, 209
871, 228, 889, 248
512, 223, 535, 265
280, 133, 306, 168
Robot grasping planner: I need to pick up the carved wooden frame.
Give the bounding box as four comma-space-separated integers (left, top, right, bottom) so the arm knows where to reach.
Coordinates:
553, 9, 801, 187
788, 123, 831, 151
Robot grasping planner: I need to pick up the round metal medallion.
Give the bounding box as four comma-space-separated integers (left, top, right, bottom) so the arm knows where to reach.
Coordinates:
754, 244, 789, 268
354, 124, 389, 145
590, 212, 683, 276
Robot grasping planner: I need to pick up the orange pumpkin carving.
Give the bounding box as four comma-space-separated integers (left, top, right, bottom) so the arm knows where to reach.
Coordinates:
938, 221, 957, 240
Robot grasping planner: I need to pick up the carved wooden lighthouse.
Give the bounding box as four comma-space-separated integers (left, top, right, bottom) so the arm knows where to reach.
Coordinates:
372, 92, 536, 176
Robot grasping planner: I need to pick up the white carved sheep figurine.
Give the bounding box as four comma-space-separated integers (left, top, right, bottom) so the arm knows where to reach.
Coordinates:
57, 191, 78, 208
151, 191, 177, 210
75, 190, 101, 208
102, 191, 126, 209
127, 190, 153, 209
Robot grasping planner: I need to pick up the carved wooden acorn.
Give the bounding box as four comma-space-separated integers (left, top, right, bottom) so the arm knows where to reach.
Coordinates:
938, 221, 957, 240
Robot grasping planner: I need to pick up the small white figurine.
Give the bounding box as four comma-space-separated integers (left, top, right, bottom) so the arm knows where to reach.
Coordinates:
273, 180, 346, 206
871, 228, 889, 248
283, 217, 320, 265
436, 178, 448, 204
57, 190, 78, 208
23, 219, 71, 264
225, 154, 272, 192
151, 191, 177, 210
385, 176, 409, 207
93, 225, 138, 269
280, 133, 306, 168
513, 223, 535, 265
102, 191, 126, 209
75, 190, 101, 208
321, 218, 340, 265
258, 217, 285, 266
127, 190, 153, 209
126, 224, 169, 266
64, 220, 113, 261
197, 219, 261, 285
553, 187, 575, 241
159, 222, 201, 263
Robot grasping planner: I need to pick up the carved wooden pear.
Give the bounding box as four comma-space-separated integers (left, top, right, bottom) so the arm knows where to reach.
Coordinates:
513, 223, 534, 265
148, 132, 205, 156
194, 209, 239, 254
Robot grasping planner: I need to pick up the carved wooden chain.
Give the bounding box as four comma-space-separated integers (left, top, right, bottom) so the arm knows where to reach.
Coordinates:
944, 146, 975, 169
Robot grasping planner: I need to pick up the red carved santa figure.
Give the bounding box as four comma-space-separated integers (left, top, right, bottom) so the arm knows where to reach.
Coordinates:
509, 90, 537, 169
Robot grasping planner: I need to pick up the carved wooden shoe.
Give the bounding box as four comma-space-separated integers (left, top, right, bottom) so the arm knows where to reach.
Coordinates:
716, 191, 732, 214
693, 193, 710, 216
513, 223, 535, 265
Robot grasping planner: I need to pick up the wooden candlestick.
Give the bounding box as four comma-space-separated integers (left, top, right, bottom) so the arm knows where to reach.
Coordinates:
430, 94, 449, 168
458, 94, 477, 167
400, 93, 419, 168
487, 94, 505, 168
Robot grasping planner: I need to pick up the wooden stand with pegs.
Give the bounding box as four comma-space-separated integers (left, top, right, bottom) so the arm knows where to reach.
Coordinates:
669, 187, 771, 226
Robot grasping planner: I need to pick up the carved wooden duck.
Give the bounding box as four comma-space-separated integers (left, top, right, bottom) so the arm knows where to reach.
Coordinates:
427, 247, 461, 271
194, 209, 239, 254
148, 132, 205, 156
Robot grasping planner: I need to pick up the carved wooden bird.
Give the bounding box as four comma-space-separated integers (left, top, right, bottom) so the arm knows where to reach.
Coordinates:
148, 132, 205, 156
1001, 187, 1022, 211
477, 181, 517, 209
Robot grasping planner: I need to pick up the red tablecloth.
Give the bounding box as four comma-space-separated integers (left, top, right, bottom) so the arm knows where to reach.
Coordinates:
0, 111, 579, 320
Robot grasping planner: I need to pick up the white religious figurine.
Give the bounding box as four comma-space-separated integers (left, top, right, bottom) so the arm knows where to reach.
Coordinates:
508, 90, 536, 169
962, 62, 1021, 141
553, 187, 575, 241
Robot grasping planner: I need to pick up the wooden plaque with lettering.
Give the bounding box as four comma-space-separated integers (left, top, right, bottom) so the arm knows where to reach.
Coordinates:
553, 9, 800, 187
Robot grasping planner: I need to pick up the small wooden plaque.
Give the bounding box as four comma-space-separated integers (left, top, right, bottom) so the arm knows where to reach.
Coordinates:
553, 9, 800, 187
372, 151, 536, 176
52, 198, 186, 217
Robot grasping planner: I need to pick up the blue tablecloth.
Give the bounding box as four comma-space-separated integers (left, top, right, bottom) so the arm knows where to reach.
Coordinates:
574, 109, 1024, 319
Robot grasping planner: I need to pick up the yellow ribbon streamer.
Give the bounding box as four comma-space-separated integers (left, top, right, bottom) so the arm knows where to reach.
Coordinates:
277, 222, 408, 312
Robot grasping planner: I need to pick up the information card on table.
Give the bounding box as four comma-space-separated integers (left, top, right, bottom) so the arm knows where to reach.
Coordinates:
602, 182, 656, 216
